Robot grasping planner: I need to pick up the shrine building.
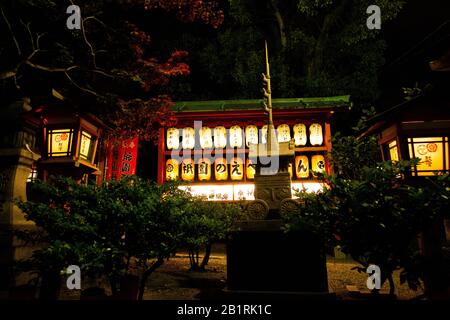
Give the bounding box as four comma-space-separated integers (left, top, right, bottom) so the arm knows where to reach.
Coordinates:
156, 96, 351, 201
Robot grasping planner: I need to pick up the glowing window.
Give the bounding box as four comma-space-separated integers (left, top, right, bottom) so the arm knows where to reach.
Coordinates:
408, 137, 449, 176
388, 140, 399, 162
47, 129, 74, 157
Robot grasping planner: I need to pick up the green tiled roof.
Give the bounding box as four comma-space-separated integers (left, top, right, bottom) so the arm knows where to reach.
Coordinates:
173, 96, 351, 112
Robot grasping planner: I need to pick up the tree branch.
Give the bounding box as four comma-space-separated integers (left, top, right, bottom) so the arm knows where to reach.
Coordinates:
268, 0, 287, 48
1, 8, 22, 56
20, 19, 35, 51
0, 69, 18, 81
81, 17, 97, 69
64, 71, 103, 98
24, 60, 78, 73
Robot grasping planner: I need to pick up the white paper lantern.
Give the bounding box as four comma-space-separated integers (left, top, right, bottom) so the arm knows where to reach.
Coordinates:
295, 156, 309, 179
213, 126, 227, 148
309, 123, 323, 146
214, 158, 228, 181
181, 158, 195, 181
165, 159, 179, 181
277, 124, 291, 143
245, 125, 259, 147
293, 124, 307, 146
261, 125, 268, 144
182, 127, 195, 149
166, 127, 179, 150
198, 158, 212, 181
311, 155, 326, 176
230, 157, 244, 181
199, 126, 213, 149
230, 125, 243, 148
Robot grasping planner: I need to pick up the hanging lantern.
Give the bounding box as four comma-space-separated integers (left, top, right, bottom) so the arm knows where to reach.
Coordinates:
40, 111, 104, 179
277, 124, 291, 143
166, 159, 179, 181
293, 123, 307, 146
182, 127, 195, 149
230, 125, 243, 148
214, 158, 228, 181
311, 155, 326, 176
309, 123, 323, 146
245, 125, 259, 147
181, 158, 195, 181
213, 126, 227, 148
200, 126, 213, 149
295, 156, 309, 179
246, 159, 256, 179
166, 127, 179, 150
230, 157, 244, 181
261, 125, 268, 144
198, 158, 212, 181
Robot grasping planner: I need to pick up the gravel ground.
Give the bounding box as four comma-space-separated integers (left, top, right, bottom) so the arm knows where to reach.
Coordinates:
58, 251, 424, 300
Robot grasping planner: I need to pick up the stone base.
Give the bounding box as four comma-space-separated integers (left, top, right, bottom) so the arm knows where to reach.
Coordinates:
0, 225, 38, 290
219, 289, 336, 301
227, 219, 328, 293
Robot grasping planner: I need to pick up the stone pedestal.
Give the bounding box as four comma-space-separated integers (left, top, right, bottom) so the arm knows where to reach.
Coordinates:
0, 147, 40, 289
226, 220, 329, 293
0, 98, 40, 290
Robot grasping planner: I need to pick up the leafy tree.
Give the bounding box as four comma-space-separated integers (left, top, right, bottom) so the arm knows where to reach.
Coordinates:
330, 163, 449, 296
167, 0, 406, 107
180, 198, 240, 271
283, 135, 450, 297
0, 0, 223, 140
328, 132, 380, 180
16, 176, 193, 300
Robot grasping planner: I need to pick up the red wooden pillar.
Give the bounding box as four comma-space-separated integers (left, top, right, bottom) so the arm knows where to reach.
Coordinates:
324, 120, 333, 175
157, 127, 165, 184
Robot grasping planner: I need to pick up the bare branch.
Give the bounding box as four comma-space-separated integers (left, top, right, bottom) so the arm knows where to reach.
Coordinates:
36, 33, 46, 50
81, 17, 97, 68
64, 71, 102, 98
24, 61, 78, 73
0, 69, 18, 80
20, 19, 35, 50
84, 16, 107, 29
92, 69, 115, 78
1, 7, 22, 56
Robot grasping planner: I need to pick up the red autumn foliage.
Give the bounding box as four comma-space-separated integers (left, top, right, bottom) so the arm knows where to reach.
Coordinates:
144, 0, 224, 28
108, 1, 222, 142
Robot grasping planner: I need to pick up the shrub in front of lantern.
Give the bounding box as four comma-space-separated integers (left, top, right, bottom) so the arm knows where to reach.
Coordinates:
16, 176, 192, 300
283, 156, 450, 297
15, 177, 104, 299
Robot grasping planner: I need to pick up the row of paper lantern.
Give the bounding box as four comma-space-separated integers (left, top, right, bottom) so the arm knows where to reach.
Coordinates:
166, 123, 324, 150
165, 155, 326, 181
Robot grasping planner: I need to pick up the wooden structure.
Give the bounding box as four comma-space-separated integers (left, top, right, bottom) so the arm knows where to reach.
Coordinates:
157, 96, 350, 201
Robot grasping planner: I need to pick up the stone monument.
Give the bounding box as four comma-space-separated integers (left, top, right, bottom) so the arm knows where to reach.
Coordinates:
226, 42, 330, 297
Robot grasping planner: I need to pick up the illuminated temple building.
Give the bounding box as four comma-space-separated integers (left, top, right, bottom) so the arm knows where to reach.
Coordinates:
157, 96, 351, 201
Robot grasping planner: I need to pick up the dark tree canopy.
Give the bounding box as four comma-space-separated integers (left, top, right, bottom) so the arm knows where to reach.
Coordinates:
0, 0, 223, 140
161, 0, 406, 107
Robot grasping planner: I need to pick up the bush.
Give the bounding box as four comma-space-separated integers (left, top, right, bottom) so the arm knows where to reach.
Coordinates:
283, 134, 450, 297
180, 199, 240, 271
16, 175, 192, 300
